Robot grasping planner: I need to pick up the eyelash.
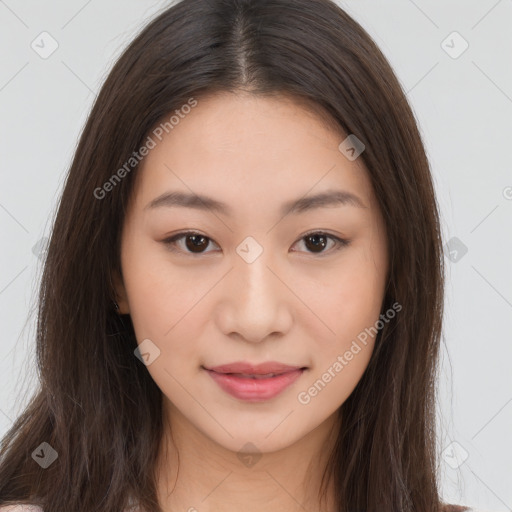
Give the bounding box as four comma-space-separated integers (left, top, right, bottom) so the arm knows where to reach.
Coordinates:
162, 230, 350, 256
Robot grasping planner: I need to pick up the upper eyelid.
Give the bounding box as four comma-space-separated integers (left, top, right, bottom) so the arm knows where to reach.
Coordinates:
165, 230, 342, 243
163, 230, 348, 254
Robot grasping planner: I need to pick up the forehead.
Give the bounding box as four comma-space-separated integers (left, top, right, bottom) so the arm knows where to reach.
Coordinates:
154, 91, 344, 156
131, 92, 375, 218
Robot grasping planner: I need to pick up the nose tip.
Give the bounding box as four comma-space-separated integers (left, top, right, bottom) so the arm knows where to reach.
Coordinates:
216, 256, 293, 344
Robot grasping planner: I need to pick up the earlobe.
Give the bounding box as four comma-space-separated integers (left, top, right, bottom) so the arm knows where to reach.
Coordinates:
111, 268, 130, 314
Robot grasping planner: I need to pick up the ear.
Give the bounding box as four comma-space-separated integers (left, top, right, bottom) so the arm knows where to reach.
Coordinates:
112, 268, 130, 314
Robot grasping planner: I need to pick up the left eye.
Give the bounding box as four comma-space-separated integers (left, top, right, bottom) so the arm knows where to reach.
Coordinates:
162, 231, 350, 255
292, 231, 350, 254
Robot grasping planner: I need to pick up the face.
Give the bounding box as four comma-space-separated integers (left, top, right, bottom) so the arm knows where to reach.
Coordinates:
114, 92, 388, 454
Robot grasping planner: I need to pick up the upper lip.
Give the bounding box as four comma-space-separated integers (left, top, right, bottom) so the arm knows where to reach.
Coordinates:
204, 362, 305, 375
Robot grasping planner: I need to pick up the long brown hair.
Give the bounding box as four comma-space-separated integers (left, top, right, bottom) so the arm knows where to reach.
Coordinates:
0, 0, 461, 510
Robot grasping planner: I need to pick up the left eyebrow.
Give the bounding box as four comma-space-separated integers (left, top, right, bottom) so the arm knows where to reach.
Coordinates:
281, 189, 368, 214
144, 189, 368, 216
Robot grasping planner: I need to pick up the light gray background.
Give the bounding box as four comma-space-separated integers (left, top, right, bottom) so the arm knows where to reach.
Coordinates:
0, 1, 511, 510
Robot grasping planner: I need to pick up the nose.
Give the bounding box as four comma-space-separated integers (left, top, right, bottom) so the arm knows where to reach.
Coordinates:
215, 249, 293, 344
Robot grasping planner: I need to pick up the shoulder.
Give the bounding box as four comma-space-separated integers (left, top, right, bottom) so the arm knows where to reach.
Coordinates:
0, 506, 43, 512
0, 506, 138, 512
444, 506, 496, 512
0, 504, 492, 512
442, 505, 497, 512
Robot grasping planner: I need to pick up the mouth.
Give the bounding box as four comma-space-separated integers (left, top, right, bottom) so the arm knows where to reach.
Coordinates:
202, 362, 308, 402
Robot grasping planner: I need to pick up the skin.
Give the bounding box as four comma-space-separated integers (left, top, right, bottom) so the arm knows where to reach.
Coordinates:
114, 91, 389, 512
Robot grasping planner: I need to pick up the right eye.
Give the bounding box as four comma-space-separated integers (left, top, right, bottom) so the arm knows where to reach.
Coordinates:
162, 231, 220, 255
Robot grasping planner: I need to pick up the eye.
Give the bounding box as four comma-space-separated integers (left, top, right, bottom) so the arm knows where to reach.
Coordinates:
291, 231, 350, 255
163, 231, 220, 254
162, 230, 350, 256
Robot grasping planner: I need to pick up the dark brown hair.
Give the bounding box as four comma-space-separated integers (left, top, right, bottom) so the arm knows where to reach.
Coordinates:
0, 0, 462, 510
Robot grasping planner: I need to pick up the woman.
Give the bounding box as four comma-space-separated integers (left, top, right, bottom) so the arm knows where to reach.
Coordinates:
0, 0, 483, 510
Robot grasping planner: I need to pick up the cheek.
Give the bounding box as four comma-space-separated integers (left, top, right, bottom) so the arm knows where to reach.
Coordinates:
336, 262, 385, 332
299, 251, 386, 412
120, 240, 210, 362
297, 254, 384, 411
304, 246, 386, 343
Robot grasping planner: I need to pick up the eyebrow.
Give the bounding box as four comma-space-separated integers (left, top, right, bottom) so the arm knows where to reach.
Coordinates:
144, 189, 367, 216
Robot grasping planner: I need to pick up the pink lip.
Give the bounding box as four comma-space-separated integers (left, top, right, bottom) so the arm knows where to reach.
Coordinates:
205, 361, 303, 375
203, 361, 306, 402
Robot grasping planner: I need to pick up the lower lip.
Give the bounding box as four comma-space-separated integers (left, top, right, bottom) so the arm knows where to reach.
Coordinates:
205, 368, 305, 402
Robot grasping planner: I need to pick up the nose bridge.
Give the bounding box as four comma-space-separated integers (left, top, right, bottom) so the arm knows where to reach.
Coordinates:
237, 248, 275, 302
234, 234, 277, 297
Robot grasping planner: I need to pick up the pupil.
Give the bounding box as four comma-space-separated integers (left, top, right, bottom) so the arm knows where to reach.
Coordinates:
186, 235, 208, 253
306, 234, 326, 252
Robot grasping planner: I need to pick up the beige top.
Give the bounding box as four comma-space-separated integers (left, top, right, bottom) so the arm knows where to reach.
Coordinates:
0, 505, 496, 512
0, 506, 140, 512
0, 508, 43, 512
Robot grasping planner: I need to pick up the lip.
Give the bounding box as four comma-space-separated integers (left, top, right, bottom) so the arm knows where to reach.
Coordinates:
205, 361, 304, 375
203, 361, 307, 402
